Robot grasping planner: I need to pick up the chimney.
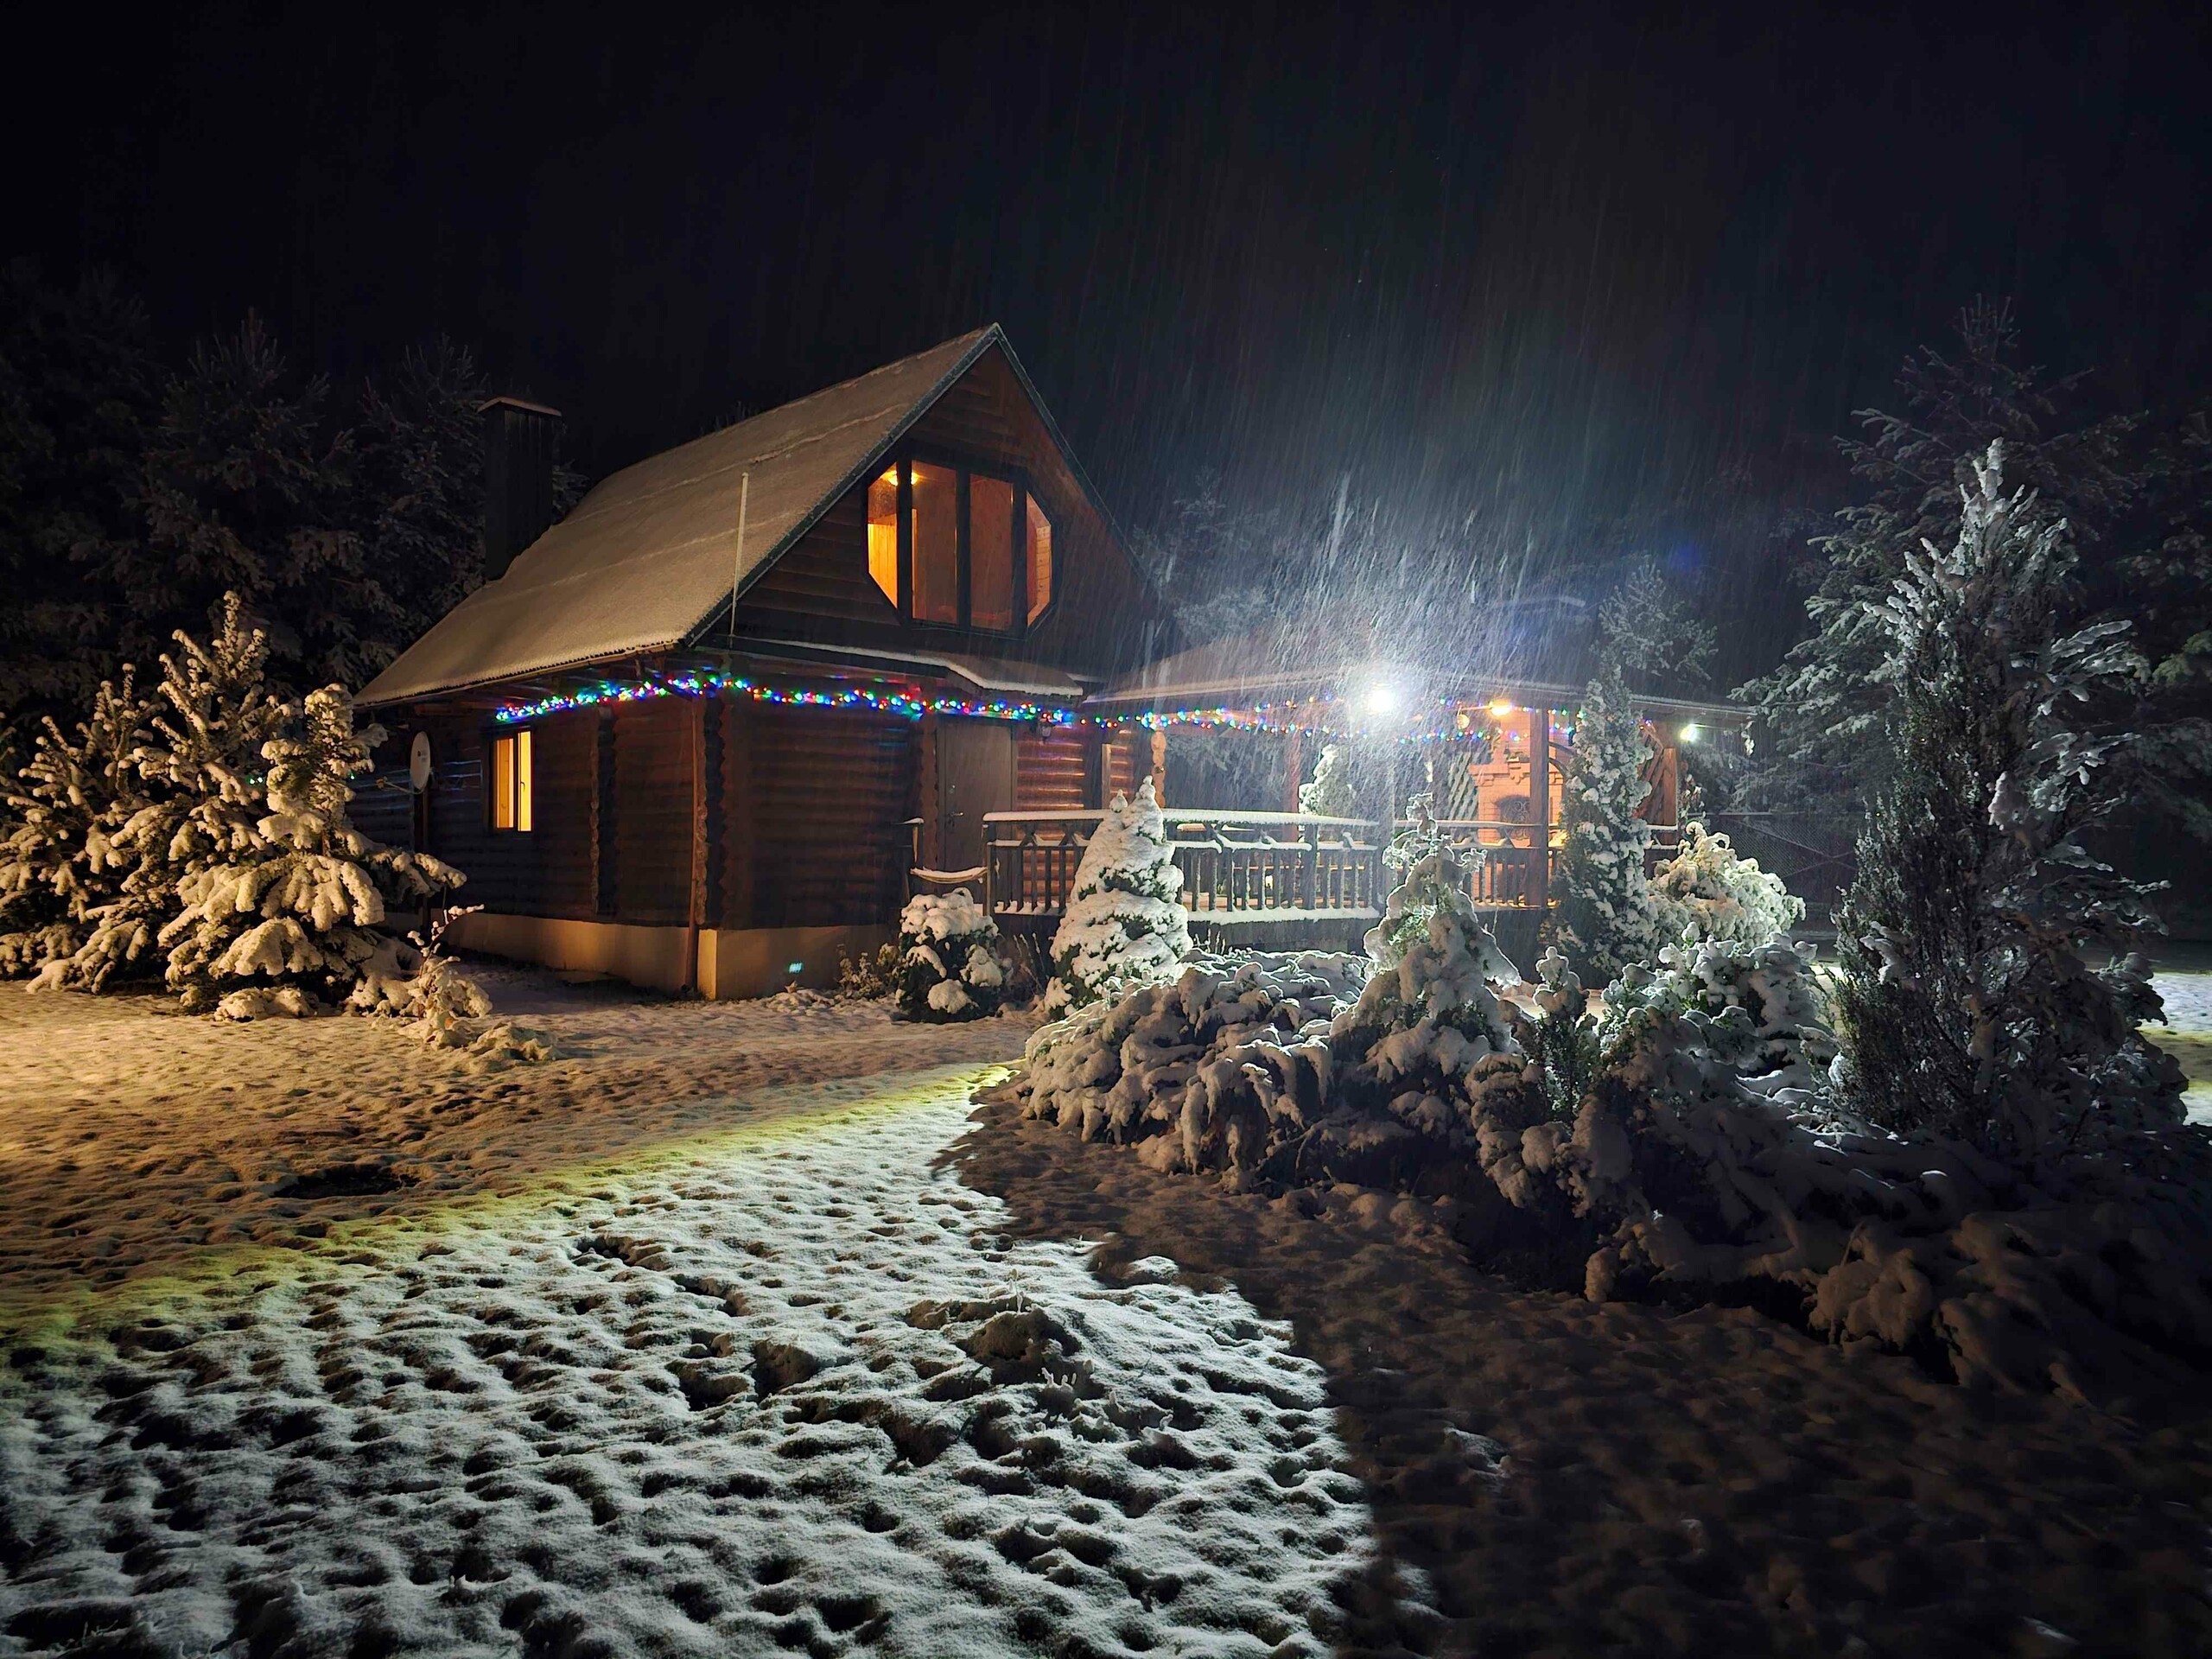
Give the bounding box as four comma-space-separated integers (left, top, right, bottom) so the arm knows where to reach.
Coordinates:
480, 396, 563, 582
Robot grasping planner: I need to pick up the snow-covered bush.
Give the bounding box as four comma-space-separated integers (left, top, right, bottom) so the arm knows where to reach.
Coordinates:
1834, 442, 2183, 1157
1649, 822, 1804, 947
1298, 742, 1355, 817
1044, 779, 1191, 1014
1001, 868, 2212, 1394
1546, 665, 1663, 979
896, 887, 1005, 1021
836, 939, 901, 1001
0, 671, 151, 982
160, 683, 463, 1014
1012, 950, 1373, 1178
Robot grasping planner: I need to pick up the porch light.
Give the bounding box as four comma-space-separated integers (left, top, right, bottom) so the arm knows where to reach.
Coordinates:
1681, 721, 1700, 743
1358, 681, 1402, 717
1488, 697, 1514, 716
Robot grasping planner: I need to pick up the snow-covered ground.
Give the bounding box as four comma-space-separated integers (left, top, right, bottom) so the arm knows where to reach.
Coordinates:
2150, 965, 2212, 1124
1, 966, 2209, 1656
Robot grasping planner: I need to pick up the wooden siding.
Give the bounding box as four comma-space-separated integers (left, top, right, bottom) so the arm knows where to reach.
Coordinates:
1109, 732, 1141, 801
747, 706, 913, 928
613, 700, 696, 925
535, 709, 598, 917
734, 343, 1168, 676
1016, 731, 1089, 811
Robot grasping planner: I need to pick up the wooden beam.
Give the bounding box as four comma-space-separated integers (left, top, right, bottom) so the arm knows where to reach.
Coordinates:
1532, 705, 1553, 912
918, 709, 944, 868
1148, 730, 1167, 804
1281, 728, 1303, 815
593, 710, 617, 917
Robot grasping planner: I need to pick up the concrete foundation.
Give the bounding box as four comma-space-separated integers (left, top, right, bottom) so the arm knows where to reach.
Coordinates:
447, 912, 893, 1001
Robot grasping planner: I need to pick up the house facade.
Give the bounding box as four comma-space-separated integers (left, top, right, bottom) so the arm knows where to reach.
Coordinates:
355, 327, 1177, 997
357, 326, 1752, 996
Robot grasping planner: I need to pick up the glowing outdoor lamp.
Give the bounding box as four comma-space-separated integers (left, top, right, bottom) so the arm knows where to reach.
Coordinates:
1681, 721, 1701, 743
1357, 680, 1402, 718
1487, 697, 1514, 716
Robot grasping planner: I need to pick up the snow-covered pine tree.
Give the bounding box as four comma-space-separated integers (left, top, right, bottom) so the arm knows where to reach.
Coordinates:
63, 595, 289, 992
1595, 557, 1717, 689
0, 668, 151, 980
1298, 742, 1356, 817
1045, 779, 1191, 1014
1737, 302, 2148, 820
1834, 442, 2183, 1160
160, 680, 463, 1014
1545, 665, 1662, 980
895, 887, 1005, 1021
1649, 822, 1804, 947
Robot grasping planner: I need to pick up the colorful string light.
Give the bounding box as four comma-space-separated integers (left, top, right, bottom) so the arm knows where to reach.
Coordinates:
493, 671, 1580, 747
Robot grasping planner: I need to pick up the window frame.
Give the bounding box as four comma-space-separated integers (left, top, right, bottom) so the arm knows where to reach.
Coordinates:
869, 449, 1057, 637
487, 728, 534, 833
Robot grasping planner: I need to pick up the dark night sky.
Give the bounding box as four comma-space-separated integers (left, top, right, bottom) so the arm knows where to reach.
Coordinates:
10, 1, 2210, 667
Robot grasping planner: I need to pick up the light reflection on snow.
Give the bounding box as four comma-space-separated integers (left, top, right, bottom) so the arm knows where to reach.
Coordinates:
0, 1068, 1379, 1656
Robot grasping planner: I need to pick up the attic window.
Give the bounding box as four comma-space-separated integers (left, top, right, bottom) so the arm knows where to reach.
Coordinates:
866, 459, 1055, 633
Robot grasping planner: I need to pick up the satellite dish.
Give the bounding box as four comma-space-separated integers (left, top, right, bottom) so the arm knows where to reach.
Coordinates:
409, 732, 433, 792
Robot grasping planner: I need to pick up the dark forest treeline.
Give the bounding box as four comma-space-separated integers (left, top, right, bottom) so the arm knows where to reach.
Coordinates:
0, 264, 541, 738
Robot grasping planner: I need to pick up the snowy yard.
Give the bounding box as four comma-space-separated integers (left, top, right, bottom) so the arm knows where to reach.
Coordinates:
2, 967, 2210, 1656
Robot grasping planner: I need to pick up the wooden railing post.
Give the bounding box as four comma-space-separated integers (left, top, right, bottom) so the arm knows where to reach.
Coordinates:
1532, 705, 1553, 915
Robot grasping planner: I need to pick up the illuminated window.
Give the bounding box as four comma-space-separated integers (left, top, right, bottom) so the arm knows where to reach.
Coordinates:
970, 474, 1016, 631
911, 461, 960, 624
490, 730, 533, 832
867, 467, 899, 606
865, 456, 1053, 633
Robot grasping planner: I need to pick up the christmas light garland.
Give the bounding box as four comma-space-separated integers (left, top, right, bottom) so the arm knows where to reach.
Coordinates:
493, 670, 1578, 747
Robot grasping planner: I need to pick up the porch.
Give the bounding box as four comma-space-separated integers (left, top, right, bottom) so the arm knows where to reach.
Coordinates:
982, 807, 1592, 956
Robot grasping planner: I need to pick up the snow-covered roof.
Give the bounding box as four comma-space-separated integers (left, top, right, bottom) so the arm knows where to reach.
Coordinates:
1091, 619, 1745, 723
358, 327, 1001, 706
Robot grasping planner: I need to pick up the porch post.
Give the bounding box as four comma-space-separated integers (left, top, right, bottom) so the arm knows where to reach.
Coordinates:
1148, 730, 1167, 804
918, 709, 943, 869
1531, 705, 1553, 912
1281, 727, 1303, 815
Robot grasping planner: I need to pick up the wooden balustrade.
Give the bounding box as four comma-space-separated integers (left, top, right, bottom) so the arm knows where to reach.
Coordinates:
982, 809, 1382, 926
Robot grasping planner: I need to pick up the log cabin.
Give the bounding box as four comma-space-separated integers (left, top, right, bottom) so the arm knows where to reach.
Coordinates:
357, 326, 1758, 995
355, 327, 1178, 996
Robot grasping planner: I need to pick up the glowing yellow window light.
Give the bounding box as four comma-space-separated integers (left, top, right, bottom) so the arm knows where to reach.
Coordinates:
867, 467, 899, 606
490, 732, 532, 831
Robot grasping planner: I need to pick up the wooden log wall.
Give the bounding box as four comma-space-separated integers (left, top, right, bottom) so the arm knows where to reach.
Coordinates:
1015, 730, 1090, 811
744, 704, 915, 928
612, 700, 696, 925
535, 709, 598, 916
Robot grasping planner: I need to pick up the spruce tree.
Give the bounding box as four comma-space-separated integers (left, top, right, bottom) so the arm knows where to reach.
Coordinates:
1834, 442, 2181, 1160
93, 315, 382, 694
352, 338, 492, 650
72, 595, 289, 992
1046, 779, 1191, 1014
1546, 665, 1661, 980
160, 680, 462, 1014
1738, 302, 2146, 818
1595, 556, 1717, 689
0, 668, 152, 980
1298, 742, 1356, 817
0, 264, 160, 728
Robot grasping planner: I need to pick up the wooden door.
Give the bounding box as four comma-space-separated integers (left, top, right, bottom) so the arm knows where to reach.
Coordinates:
937, 718, 1014, 876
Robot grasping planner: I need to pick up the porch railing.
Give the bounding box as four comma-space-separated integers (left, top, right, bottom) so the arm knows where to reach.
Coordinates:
983, 809, 1383, 925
